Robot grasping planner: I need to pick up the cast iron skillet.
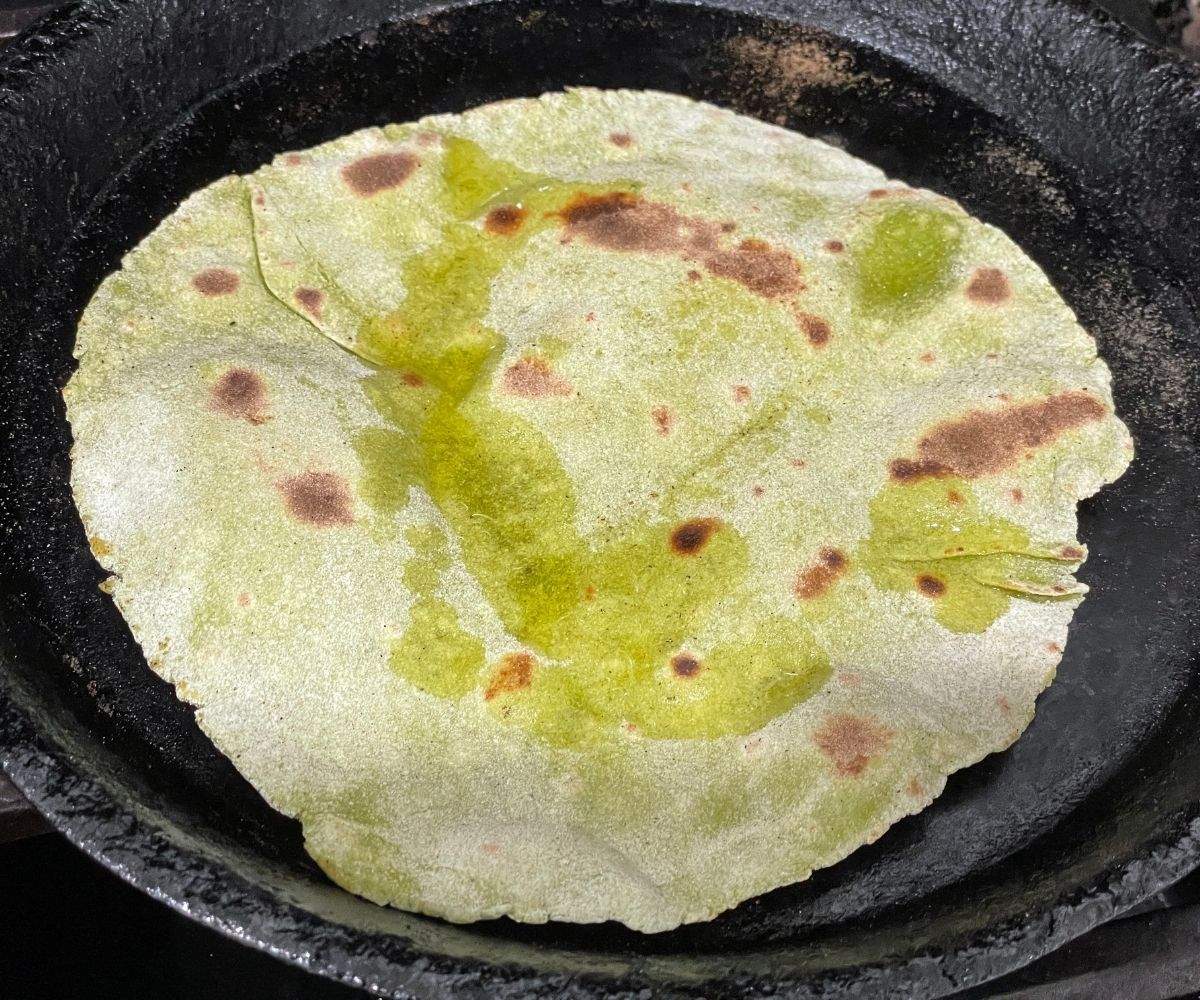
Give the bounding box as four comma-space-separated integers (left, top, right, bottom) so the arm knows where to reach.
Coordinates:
0, 1, 1198, 996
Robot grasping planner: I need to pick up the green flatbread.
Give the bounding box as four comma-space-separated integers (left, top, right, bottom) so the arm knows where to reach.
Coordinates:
65, 89, 1132, 932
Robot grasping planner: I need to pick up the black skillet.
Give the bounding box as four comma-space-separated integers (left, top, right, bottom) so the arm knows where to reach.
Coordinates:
1, 1, 1199, 996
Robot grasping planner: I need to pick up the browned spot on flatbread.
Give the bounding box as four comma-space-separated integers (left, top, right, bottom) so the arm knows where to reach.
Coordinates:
888, 391, 1107, 482
294, 287, 325, 319
192, 267, 239, 296
796, 311, 831, 347
556, 192, 802, 299
401, 372, 425, 388
837, 670, 862, 688
341, 151, 418, 197
1060, 545, 1084, 560
868, 188, 892, 199
824, 239, 845, 253
733, 384, 751, 403
252, 191, 266, 207
608, 131, 634, 148
686, 269, 702, 282
481, 841, 501, 856
705, 238, 804, 298
276, 471, 355, 527
583, 585, 597, 601
907, 777, 927, 797
795, 547, 848, 600
485, 652, 535, 700
919, 351, 936, 365
484, 204, 527, 236
1046, 641, 1062, 653
236, 592, 252, 608
996, 694, 1012, 713
789, 457, 807, 469
751, 484, 765, 498
946, 489, 963, 505
814, 713, 894, 777
89, 536, 113, 558
1011, 488, 1025, 503
209, 367, 270, 425
670, 653, 701, 678
966, 267, 1012, 304
651, 405, 675, 436
502, 357, 573, 398
670, 517, 720, 555
283, 153, 304, 167
557, 191, 718, 254
916, 574, 946, 597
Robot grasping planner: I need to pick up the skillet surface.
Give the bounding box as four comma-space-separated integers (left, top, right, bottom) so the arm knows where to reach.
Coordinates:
0, 1, 1198, 996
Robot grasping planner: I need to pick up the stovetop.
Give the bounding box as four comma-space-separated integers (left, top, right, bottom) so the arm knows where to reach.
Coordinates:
1, 2, 1197, 998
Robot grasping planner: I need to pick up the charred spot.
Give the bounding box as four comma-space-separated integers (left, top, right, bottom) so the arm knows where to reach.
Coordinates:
192, 267, 239, 296
209, 367, 270, 425
485, 652, 535, 700
276, 470, 355, 528
733, 384, 751, 403
283, 153, 304, 167
252, 191, 266, 207
868, 188, 893, 199
686, 269, 702, 282
671, 653, 701, 678
720, 222, 737, 233
484, 203, 528, 236
557, 191, 717, 255
796, 312, 831, 347
557, 192, 802, 299
670, 517, 721, 555
608, 131, 634, 148
651, 405, 675, 436
1046, 641, 1063, 653
966, 267, 1012, 304
341, 151, 419, 197
1011, 488, 1025, 503
889, 391, 1107, 482
814, 713, 894, 777
889, 457, 952, 482
751, 484, 765, 498
1060, 545, 1084, 560
824, 239, 845, 253
502, 357, 573, 399
946, 489, 963, 504
705, 239, 803, 299
795, 547, 848, 600
916, 574, 946, 597
401, 372, 425, 388
294, 286, 325, 319
919, 351, 936, 364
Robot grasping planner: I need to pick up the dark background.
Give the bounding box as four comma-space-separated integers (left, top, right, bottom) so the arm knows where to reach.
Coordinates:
1, 2, 1198, 998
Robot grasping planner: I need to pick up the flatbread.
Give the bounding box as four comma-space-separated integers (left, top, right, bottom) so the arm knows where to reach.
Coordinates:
65, 89, 1132, 932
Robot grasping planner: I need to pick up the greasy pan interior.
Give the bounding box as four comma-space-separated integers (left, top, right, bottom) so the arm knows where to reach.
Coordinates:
1, 1, 1199, 997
